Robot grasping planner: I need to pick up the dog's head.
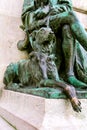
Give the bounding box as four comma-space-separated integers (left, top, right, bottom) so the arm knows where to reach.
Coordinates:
31, 27, 56, 54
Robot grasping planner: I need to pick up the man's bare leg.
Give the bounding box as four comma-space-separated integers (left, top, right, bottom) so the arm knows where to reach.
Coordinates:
62, 25, 87, 88
49, 11, 87, 51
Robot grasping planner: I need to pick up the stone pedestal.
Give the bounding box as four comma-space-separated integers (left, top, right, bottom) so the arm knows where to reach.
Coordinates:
0, 1, 87, 130
0, 90, 87, 130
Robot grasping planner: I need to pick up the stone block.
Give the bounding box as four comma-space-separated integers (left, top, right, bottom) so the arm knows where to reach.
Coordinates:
0, 0, 24, 17
0, 90, 87, 130
0, 116, 15, 130
0, 0, 28, 85
73, 0, 87, 11
0, 90, 45, 130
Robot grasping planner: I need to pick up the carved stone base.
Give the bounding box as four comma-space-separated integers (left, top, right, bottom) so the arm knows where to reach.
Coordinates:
0, 90, 87, 130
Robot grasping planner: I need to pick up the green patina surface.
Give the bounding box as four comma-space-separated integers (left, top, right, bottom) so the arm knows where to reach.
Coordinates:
3, 0, 87, 103
6, 85, 87, 99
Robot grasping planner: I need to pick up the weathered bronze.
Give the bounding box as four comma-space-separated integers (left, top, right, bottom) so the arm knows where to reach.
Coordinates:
3, 50, 81, 112
3, 0, 87, 112
17, 0, 87, 88
4, 26, 81, 112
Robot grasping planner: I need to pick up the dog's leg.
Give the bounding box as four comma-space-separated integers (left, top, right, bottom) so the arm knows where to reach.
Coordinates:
40, 79, 82, 112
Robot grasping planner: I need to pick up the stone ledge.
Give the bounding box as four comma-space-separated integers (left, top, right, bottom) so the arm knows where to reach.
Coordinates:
73, 0, 87, 11
0, 107, 37, 130
0, 90, 87, 130
0, 90, 45, 130
74, 7, 87, 15
5, 87, 87, 99
0, 116, 15, 130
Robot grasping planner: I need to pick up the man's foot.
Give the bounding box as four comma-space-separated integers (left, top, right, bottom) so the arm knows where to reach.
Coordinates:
68, 76, 87, 89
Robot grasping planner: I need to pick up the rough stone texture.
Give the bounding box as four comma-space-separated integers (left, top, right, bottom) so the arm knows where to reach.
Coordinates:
0, 90, 45, 130
0, 0, 28, 87
0, 116, 15, 130
0, 0, 24, 17
0, 90, 87, 130
40, 99, 87, 130
73, 0, 87, 11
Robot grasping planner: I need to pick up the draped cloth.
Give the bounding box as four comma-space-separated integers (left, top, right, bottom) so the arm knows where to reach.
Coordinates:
75, 41, 87, 84
21, 0, 72, 31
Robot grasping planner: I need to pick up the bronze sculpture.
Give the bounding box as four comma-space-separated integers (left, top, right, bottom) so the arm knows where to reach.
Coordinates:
3, 28, 81, 112
3, 0, 87, 112
17, 0, 87, 88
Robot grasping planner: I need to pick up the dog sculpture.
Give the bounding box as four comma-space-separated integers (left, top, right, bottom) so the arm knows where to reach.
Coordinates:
4, 27, 82, 112
3, 51, 81, 112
